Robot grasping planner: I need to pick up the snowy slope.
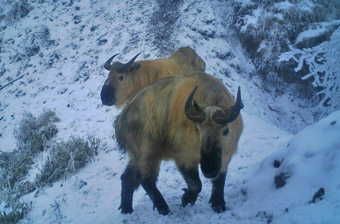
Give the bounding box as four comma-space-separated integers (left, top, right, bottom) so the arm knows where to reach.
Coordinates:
0, 0, 339, 223
20, 112, 292, 224
243, 110, 340, 224
20, 110, 340, 224
18, 110, 340, 224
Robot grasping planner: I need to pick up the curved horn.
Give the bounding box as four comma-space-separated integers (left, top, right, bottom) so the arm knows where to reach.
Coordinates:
185, 86, 205, 122
213, 86, 244, 125
116, 52, 141, 73
104, 53, 119, 71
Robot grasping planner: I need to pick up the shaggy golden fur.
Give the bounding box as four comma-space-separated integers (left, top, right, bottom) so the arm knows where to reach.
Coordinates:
116, 72, 242, 174
104, 47, 205, 107
115, 72, 243, 214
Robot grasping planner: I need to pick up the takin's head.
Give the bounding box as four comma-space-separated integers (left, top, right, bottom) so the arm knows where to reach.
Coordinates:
185, 86, 244, 179
100, 53, 141, 107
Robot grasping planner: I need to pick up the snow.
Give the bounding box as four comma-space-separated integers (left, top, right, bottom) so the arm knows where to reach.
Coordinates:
0, 0, 339, 223
240, 9, 261, 33
274, 1, 294, 10
296, 27, 329, 45
244, 110, 340, 224
19, 110, 340, 224
20, 111, 293, 224
295, 20, 340, 45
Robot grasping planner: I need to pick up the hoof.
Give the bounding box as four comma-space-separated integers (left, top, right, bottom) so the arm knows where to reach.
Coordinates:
119, 205, 133, 214
158, 207, 171, 215
211, 204, 226, 213
181, 188, 198, 207
209, 195, 226, 213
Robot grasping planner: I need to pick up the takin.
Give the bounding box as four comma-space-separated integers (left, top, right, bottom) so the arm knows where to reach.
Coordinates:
100, 46, 205, 107
115, 72, 244, 215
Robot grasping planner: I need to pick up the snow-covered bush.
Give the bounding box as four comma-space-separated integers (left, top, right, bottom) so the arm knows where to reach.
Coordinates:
233, 0, 339, 71
279, 26, 340, 113
232, 0, 340, 94
14, 111, 59, 154
0, 202, 31, 224
1, 111, 59, 198
35, 136, 100, 187
0, 111, 99, 223
0, 111, 59, 223
231, 0, 340, 122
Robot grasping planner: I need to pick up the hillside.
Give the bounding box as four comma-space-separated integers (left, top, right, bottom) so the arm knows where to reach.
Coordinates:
0, 0, 339, 223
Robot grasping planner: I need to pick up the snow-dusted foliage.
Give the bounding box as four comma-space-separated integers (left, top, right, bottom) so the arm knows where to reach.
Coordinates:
0, 111, 99, 223
0, 111, 59, 224
232, 0, 340, 105
35, 136, 99, 187
14, 111, 59, 154
279, 26, 340, 113
233, 0, 340, 72
1, 111, 59, 200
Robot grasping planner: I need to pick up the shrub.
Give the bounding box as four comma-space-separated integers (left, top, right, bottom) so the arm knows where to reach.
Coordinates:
0, 202, 31, 224
1, 111, 59, 201
35, 136, 100, 187
14, 111, 59, 154
278, 26, 340, 113
0, 110, 100, 223
0, 111, 59, 223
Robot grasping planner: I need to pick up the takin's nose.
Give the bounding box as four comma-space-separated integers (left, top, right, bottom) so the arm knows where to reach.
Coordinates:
101, 81, 116, 106
200, 151, 222, 179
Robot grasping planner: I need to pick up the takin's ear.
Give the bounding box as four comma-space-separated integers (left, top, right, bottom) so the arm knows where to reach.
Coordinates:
128, 63, 141, 72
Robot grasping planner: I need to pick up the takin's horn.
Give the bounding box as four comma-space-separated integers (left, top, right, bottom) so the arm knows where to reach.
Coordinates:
213, 86, 244, 125
185, 86, 205, 122
104, 53, 119, 71
116, 53, 141, 73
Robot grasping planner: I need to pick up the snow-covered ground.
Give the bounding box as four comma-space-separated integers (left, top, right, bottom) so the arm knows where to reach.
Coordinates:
19, 110, 340, 224
1, 0, 339, 223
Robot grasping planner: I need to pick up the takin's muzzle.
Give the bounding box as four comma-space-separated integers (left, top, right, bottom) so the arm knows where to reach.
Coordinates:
200, 138, 222, 179
101, 80, 116, 106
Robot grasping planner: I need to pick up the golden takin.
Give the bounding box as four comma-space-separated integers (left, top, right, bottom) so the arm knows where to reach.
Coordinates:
100, 47, 205, 107
115, 72, 244, 215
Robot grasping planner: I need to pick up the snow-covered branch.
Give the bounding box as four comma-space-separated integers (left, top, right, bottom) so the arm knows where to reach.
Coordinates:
279, 27, 340, 110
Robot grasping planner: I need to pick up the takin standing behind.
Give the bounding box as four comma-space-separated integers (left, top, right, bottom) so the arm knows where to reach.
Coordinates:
115, 72, 244, 215
100, 46, 205, 107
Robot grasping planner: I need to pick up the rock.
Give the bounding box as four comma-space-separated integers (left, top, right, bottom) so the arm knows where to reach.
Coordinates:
310, 188, 325, 203
274, 170, 291, 189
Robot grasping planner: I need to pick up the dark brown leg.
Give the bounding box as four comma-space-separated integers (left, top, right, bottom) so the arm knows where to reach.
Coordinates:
119, 162, 140, 214
141, 176, 170, 215
178, 165, 202, 207
209, 172, 227, 213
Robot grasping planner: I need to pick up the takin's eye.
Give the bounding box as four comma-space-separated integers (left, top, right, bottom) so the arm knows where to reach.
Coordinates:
222, 128, 229, 137
118, 75, 124, 81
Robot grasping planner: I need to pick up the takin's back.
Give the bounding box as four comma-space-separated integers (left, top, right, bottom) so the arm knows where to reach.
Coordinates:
169, 46, 206, 75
